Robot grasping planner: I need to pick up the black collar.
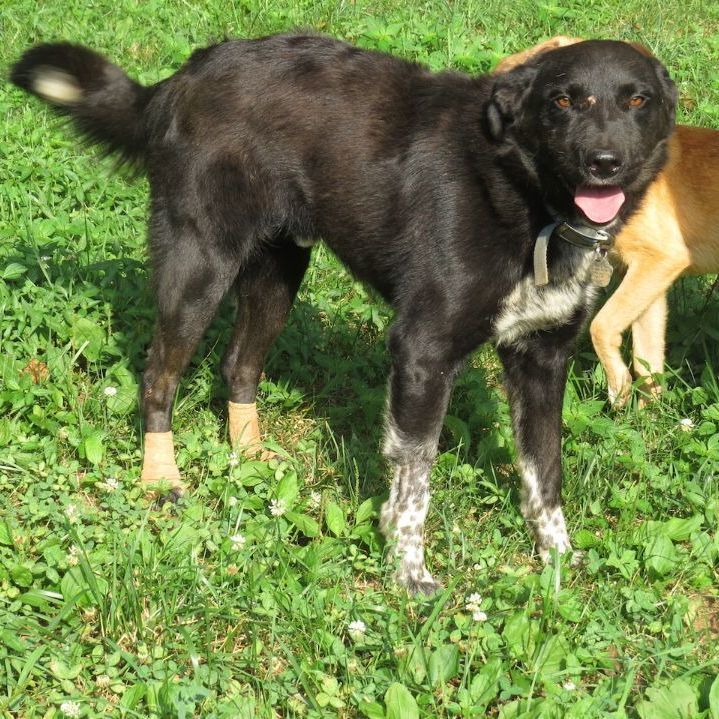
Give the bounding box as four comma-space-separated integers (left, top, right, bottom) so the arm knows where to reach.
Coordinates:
533, 220, 615, 287
552, 221, 614, 251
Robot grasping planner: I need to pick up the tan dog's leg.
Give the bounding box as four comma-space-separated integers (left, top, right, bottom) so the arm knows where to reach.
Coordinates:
631, 294, 668, 402
228, 401, 282, 461
140, 431, 184, 497
228, 401, 262, 454
591, 261, 685, 406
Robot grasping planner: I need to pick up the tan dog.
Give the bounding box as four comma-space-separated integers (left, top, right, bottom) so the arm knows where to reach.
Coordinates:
498, 38, 719, 405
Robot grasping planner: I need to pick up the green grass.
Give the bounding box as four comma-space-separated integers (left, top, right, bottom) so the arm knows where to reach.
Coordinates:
1, 0, 719, 717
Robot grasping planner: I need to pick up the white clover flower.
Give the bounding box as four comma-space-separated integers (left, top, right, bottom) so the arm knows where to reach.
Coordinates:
228, 452, 239, 467
227, 496, 238, 507
230, 534, 246, 551
465, 592, 482, 612
563, 680, 577, 691
60, 701, 81, 717
95, 674, 111, 688
679, 418, 694, 432
308, 491, 322, 509
67, 545, 80, 567
472, 610, 488, 622
103, 476, 119, 491
348, 619, 367, 639
269, 499, 287, 517
65, 504, 79, 524
103, 386, 117, 397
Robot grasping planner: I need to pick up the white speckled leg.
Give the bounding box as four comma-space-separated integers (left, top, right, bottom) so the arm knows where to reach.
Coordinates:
518, 459, 572, 560
380, 460, 437, 594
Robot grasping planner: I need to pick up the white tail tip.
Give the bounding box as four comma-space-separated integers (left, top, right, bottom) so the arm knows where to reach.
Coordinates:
33, 68, 82, 105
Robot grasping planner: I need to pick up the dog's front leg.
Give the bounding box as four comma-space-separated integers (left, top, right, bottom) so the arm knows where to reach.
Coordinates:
380, 324, 461, 595
496, 332, 577, 563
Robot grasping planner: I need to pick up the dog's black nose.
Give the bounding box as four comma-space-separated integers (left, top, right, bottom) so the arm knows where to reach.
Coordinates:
587, 150, 622, 178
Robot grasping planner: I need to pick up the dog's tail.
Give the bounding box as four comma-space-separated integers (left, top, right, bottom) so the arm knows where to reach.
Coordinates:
10, 43, 153, 164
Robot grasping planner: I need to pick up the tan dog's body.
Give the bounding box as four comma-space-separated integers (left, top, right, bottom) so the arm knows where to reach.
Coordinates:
499, 38, 719, 404
591, 126, 719, 403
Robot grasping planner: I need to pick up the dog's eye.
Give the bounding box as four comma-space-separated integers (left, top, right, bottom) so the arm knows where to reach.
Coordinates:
628, 95, 646, 108
554, 95, 572, 109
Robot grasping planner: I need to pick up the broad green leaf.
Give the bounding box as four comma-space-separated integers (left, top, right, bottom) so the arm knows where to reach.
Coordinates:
2, 263, 27, 280
398, 644, 427, 684
443, 414, 472, 452
358, 701, 385, 719
385, 683, 418, 719
354, 497, 378, 525
0, 520, 13, 546
18, 590, 50, 609
325, 501, 346, 536
428, 644, 459, 686
572, 529, 599, 550
49, 659, 83, 681
1, 630, 27, 653
661, 515, 703, 541
636, 679, 699, 719
276, 471, 299, 508
644, 534, 677, 576
470, 658, 503, 710
286, 512, 320, 537
82, 429, 104, 466
120, 683, 147, 710
61, 567, 108, 608
503, 612, 534, 660
10, 564, 33, 588
710, 674, 719, 719
105, 382, 138, 415
532, 634, 570, 678
71, 317, 106, 361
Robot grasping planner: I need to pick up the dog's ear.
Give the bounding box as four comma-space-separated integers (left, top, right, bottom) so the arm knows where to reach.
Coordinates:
650, 57, 678, 115
486, 64, 538, 142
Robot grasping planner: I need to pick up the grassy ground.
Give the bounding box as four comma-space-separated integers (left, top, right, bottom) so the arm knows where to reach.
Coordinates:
2, 0, 719, 717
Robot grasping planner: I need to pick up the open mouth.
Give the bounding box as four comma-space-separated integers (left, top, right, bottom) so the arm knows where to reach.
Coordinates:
574, 185, 626, 225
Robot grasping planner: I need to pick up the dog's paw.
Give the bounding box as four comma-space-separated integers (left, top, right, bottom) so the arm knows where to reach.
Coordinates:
395, 565, 442, 596
153, 486, 185, 507
607, 369, 633, 408
538, 546, 583, 567
402, 575, 442, 597
143, 479, 186, 507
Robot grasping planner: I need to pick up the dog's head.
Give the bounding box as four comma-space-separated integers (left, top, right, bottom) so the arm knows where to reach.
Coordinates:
487, 40, 677, 228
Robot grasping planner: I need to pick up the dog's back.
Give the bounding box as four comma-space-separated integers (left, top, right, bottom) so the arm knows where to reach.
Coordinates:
666, 126, 719, 272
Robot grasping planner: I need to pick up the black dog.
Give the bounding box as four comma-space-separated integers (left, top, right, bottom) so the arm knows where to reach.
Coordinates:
11, 34, 676, 593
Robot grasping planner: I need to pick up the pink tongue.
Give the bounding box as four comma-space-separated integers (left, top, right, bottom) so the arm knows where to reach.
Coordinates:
574, 186, 626, 224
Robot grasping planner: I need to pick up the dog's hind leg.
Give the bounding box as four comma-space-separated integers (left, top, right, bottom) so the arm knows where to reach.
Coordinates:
221, 240, 311, 457
497, 330, 577, 564
140, 225, 242, 498
380, 321, 463, 595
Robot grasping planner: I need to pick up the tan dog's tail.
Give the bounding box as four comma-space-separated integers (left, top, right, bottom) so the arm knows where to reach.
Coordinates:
493, 36, 582, 73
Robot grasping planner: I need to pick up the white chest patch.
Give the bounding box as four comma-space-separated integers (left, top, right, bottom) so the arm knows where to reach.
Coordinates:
294, 236, 318, 248
494, 251, 598, 348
